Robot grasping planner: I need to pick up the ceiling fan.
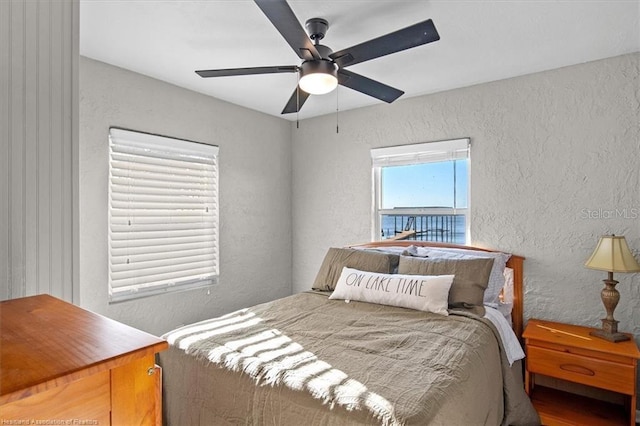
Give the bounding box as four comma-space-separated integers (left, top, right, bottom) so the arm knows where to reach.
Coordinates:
195, 0, 440, 114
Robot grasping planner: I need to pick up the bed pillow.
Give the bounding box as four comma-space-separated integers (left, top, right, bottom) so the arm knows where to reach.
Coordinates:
353, 246, 419, 273
497, 267, 515, 323
329, 267, 454, 315
502, 267, 514, 304
398, 256, 494, 316
312, 248, 400, 291
352, 246, 411, 256
410, 247, 510, 306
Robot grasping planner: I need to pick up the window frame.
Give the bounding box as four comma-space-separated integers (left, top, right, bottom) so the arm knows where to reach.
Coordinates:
108, 128, 219, 303
371, 138, 470, 244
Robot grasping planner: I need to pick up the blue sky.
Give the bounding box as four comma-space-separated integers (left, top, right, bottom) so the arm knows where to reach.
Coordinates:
381, 160, 468, 209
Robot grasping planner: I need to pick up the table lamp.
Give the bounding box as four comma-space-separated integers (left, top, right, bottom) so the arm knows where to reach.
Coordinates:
585, 234, 640, 342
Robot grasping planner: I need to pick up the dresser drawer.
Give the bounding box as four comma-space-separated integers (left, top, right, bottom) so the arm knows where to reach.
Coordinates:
527, 346, 635, 395
0, 370, 111, 422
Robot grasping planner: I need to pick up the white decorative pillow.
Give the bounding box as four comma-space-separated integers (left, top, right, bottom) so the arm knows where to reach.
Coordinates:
412, 247, 510, 306
329, 267, 454, 316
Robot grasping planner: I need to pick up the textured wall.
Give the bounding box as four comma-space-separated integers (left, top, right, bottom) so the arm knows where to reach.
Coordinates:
79, 57, 292, 336
292, 53, 640, 339
0, 0, 78, 302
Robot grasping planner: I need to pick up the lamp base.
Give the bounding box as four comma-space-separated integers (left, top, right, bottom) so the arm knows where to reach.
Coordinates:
591, 278, 629, 343
589, 329, 630, 343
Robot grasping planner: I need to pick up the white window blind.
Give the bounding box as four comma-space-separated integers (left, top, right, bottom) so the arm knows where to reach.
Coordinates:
108, 128, 219, 302
371, 138, 469, 167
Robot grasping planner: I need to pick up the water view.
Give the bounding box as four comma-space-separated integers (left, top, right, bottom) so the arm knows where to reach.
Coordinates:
381, 213, 466, 244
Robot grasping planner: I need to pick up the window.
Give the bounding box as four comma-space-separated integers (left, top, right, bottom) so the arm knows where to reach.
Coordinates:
108, 128, 219, 302
371, 138, 469, 244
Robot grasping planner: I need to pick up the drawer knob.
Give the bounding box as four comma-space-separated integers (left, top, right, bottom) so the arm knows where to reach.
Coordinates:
147, 367, 155, 376
559, 364, 595, 376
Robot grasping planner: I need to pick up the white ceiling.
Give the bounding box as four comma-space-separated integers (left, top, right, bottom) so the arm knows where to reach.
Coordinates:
80, 1, 640, 121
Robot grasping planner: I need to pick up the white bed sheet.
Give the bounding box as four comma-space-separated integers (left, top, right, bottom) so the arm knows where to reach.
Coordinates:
483, 305, 525, 366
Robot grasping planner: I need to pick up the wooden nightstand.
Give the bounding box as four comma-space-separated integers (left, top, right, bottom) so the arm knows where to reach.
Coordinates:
523, 319, 639, 426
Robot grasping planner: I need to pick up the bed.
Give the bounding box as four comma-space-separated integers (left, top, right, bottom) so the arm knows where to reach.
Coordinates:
159, 241, 540, 425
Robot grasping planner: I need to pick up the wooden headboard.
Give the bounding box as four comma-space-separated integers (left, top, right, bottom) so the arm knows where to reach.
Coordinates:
349, 241, 525, 339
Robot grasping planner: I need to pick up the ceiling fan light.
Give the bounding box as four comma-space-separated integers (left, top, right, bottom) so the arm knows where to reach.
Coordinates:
299, 74, 338, 95
299, 60, 338, 95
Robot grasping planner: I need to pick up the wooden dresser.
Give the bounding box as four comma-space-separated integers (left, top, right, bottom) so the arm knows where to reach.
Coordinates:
523, 318, 639, 426
0, 294, 168, 425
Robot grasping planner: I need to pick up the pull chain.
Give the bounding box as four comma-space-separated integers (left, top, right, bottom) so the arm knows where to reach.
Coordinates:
296, 72, 300, 129
336, 85, 339, 134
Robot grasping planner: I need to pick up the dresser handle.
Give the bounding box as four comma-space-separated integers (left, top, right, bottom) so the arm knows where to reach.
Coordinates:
147, 367, 155, 376
559, 364, 595, 376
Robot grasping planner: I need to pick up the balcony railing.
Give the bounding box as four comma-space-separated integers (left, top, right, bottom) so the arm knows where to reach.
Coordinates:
379, 209, 466, 244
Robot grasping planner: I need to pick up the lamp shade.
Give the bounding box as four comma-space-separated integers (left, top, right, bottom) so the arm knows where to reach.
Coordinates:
298, 60, 338, 95
585, 235, 640, 273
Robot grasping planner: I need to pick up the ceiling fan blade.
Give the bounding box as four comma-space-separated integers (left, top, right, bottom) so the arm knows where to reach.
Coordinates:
330, 19, 439, 68
254, 0, 321, 61
337, 69, 404, 103
196, 65, 298, 78
281, 87, 310, 114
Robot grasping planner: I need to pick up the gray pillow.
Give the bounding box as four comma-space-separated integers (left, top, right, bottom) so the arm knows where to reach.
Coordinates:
410, 247, 510, 305
312, 248, 400, 291
398, 256, 494, 316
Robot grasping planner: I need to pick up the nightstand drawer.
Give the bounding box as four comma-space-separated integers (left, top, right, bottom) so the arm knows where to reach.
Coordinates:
527, 346, 635, 395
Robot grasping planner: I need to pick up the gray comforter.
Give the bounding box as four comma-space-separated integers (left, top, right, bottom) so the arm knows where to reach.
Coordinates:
160, 292, 540, 425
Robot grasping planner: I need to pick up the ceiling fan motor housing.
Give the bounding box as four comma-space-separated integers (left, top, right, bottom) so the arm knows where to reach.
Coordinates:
314, 44, 333, 60
300, 59, 337, 78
